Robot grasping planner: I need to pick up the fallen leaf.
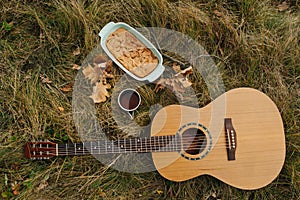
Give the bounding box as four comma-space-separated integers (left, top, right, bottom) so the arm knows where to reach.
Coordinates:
89, 81, 111, 103
95, 62, 106, 69
179, 77, 192, 88
82, 64, 102, 84
73, 47, 81, 56
35, 179, 48, 193
172, 63, 181, 73
11, 181, 20, 195
213, 10, 223, 17
11, 162, 19, 170
82, 57, 115, 103
94, 54, 107, 64
25, 74, 31, 79
98, 188, 106, 197
155, 65, 193, 99
58, 107, 64, 112
277, 1, 289, 11
40, 75, 52, 84
72, 64, 81, 70
60, 83, 72, 92
105, 60, 113, 72
175, 66, 193, 76
156, 190, 163, 195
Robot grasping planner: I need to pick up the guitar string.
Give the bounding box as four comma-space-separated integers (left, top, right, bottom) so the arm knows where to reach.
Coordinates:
30, 138, 233, 151
54, 144, 233, 154
30, 141, 237, 156
30, 136, 236, 153
29, 133, 238, 156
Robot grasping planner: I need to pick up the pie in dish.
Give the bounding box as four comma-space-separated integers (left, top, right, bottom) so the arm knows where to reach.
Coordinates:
106, 28, 158, 78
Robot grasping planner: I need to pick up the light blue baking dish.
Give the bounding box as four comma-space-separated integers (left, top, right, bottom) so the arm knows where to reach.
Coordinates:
99, 22, 165, 82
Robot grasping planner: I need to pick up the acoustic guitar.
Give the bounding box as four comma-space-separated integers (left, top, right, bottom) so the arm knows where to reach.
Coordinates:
24, 88, 286, 190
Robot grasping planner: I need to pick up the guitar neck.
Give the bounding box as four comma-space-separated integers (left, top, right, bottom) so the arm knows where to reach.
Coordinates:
57, 135, 180, 156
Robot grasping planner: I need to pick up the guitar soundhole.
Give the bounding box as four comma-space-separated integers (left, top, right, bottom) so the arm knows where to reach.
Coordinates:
182, 128, 207, 155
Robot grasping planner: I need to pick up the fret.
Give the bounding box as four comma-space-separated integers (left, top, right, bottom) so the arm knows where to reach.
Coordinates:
46, 143, 49, 156
39, 143, 42, 155
89, 141, 93, 154
98, 140, 101, 154
129, 138, 132, 153
123, 138, 126, 153
149, 137, 151, 152
82, 142, 85, 155
56, 143, 58, 156
74, 143, 77, 155
76, 143, 84, 155
173, 135, 176, 151
92, 141, 97, 154
142, 138, 144, 152
135, 138, 138, 152
140, 138, 143, 152
158, 136, 161, 151
90, 141, 93, 154
105, 140, 107, 153
175, 135, 178, 151
118, 139, 120, 153
164, 136, 168, 151
153, 136, 156, 152
111, 140, 114, 153
170, 135, 174, 151
65, 143, 68, 155
145, 137, 147, 152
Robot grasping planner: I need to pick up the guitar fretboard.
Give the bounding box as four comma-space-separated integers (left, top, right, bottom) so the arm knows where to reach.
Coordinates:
57, 135, 181, 156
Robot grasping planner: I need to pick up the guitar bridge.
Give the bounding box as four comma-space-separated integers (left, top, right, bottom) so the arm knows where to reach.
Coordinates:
225, 118, 237, 161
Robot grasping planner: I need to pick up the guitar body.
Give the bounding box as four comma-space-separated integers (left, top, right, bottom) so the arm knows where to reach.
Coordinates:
151, 88, 285, 190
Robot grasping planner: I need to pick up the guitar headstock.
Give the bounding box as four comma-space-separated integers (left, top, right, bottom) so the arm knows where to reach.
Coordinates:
24, 141, 57, 160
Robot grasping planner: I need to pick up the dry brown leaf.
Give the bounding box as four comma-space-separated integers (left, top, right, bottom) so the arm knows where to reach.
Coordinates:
105, 60, 113, 72
213, 10, 223, 17
11, 181, 20, 195
82, 58, 115, 103
155, 76, 192, 99
89, 81, 111, 103
72, 64, 81, 70
58, 107, 65, 112
172, 63, 181, 73
277, 1, 289, 11
82, 64, 102, 84
35, 179, 48, 193
179, 77, 192, 88
175, 66, 193, 76
40, 75, 52, 84
73, 47, 81, 56
60, 83, 72, 92
94, 54, 107, 64
95, 62, 106, 69
155, 65, 193, 97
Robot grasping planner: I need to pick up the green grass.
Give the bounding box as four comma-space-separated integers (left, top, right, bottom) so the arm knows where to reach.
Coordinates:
0, 0, 299, 199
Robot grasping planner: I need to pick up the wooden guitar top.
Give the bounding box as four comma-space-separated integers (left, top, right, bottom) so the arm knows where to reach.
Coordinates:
151, 88, 285, 190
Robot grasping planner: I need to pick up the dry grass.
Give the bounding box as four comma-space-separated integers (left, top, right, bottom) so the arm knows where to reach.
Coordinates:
0, 0, 299, 199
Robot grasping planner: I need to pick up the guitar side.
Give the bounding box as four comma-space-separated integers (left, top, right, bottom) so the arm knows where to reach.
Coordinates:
151, 88, 285, 190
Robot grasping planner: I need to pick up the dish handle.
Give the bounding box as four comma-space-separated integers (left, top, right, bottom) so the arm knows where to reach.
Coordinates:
99, 22, 116, 38
146, 64, 165, 82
